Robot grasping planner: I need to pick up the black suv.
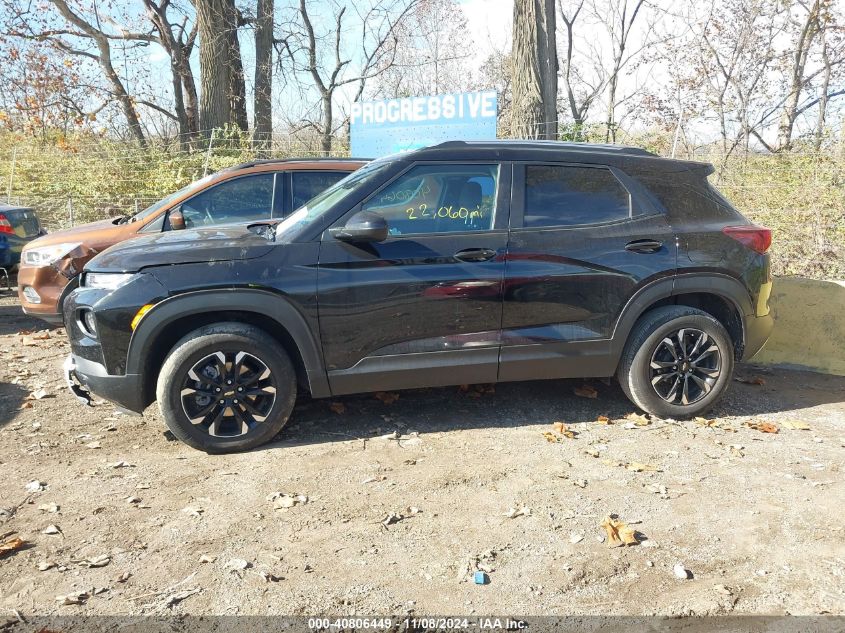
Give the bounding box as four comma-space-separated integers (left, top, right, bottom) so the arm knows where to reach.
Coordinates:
63, 141, 773, 453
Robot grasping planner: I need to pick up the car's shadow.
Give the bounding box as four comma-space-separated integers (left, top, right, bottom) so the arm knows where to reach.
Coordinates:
256, 365, 845, 451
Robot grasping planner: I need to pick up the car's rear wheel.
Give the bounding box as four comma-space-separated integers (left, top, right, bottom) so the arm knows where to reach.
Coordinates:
156, 323, 297, 453
617, 306, 734, 419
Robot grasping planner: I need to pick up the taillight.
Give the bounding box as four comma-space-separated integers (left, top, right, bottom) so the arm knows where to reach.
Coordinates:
0, 214, 13, 235
722, 225, 772, 254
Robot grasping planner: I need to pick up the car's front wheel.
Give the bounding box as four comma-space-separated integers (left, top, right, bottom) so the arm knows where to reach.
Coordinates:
617, 305, 734, 419
156, 323, 297, 453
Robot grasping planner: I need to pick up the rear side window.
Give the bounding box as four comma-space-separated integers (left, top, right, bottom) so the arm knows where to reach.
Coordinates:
292, 171, 349, 211
639, 176, 739, 221
523, 165, 630, 228
363, 164, 499, 235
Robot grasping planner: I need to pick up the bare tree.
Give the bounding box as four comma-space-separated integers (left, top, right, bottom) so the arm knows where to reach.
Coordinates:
278, 0, 418, 154
558, 0, 604, 138
777, 0, 823, 150
368, 0, 472, 98
511, 0, 557, 139
142, 0, 199, 145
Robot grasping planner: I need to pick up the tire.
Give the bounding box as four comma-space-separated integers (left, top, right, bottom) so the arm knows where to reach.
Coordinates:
156, 322, 297, 453
617, 305, 735, 419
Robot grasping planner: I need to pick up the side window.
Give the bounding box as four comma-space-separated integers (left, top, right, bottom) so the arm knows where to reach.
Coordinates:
362, 164, 499, 235
179, 174, 274, 227
524, 165, 630, 228
291, 171, 348, 211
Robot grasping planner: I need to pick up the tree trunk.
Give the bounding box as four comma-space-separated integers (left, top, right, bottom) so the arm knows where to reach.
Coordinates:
776, 1, 819, 151
814, 25, 831, 151
196, 0, 246, 133
539, 0, 558, 139
224, 0, 248, 131
196, 0, 230, 132
254, 0, 274, 153
511, 0, 545, 139
321, 92, 333, 154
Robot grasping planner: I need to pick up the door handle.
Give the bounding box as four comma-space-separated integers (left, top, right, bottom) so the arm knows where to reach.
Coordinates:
625, 239, 663, 253
454, 248, 496, 262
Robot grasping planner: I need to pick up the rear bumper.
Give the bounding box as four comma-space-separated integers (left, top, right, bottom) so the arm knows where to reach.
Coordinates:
742, 312, 774, 361
64, 354, 147, 414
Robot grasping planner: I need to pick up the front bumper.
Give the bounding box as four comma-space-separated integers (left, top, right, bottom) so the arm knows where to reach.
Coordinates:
18, 264, 75, 324
64, 354, 147, 414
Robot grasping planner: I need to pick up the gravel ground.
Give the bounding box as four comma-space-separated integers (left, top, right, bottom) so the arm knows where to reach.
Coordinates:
0, 289, 843, 619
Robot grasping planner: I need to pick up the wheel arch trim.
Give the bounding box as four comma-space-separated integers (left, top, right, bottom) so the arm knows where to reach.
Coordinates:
611, 273, 752, 355
126, 289, 328, 396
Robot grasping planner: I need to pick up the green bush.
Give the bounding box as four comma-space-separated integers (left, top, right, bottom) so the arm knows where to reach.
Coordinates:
0, 132, 841, 279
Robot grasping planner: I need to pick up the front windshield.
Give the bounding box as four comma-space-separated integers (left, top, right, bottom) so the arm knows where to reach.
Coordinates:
126, 174, 215, 224
275, 160, 392, 243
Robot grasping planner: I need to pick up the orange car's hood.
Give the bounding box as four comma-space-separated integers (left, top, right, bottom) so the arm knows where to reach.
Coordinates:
25, 217, 126, 249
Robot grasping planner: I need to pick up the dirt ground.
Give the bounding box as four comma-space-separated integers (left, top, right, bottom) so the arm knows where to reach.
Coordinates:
0, 287, 844, 619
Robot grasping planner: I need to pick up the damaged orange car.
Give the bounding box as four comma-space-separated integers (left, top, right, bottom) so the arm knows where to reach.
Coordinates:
18, 158, 365, 323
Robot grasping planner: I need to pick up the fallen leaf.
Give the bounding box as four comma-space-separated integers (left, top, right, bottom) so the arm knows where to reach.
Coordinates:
374, 391, 399, 405
505, 506, 531, 519
329, 402, 346, 415
38, 502, 60, 513
0, 537, 26, 557
625, 462, 660, 472
57, 592, 88, 605
746, 421, 779, 434
596, 415, 612, 425
269, 493, 308, 509
782, 420, 811, 431
574, 385, 598, 399
80, 554, 110, 568
736, 376, 766, 386
600, 515, 640, 547
552, 422, 577, 438
625, 412, 651, 426
542, 431, 559, 443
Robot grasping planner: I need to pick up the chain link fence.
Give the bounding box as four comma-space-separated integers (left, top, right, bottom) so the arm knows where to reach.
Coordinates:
0, 130, 842, 278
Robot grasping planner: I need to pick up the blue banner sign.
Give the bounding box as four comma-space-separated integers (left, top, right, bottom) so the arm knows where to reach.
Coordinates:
350, 91, 497, 158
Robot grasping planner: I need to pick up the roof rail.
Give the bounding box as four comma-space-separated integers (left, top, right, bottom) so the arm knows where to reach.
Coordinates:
426, 139, 656, 157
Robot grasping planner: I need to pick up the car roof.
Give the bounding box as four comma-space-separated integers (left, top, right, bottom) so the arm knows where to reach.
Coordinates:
396, 140, 710, 172
0, 203, 34, 213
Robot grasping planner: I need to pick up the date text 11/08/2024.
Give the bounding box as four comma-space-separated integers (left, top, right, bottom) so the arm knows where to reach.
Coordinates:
306, 618, 529, 630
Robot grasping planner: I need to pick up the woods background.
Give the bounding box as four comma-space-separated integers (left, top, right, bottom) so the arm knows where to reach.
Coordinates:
0, 0, 843, 278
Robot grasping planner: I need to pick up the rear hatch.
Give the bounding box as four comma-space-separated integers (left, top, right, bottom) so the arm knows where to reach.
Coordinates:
1, 207, 42, 238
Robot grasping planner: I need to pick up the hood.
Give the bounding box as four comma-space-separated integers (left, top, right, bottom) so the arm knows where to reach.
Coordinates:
26, 217, 122, 248
85, 225, 275, 273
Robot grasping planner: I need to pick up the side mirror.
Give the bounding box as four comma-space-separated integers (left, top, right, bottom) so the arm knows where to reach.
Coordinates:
169, 208, 186, 231
328, 211, 388, 243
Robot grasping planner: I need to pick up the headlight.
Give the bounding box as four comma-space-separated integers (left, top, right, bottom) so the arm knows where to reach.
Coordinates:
84, 272, 135, 290
22, 242, 82, 267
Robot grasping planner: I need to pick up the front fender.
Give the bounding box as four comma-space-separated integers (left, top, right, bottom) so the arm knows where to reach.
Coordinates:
126, 288, 329, 397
